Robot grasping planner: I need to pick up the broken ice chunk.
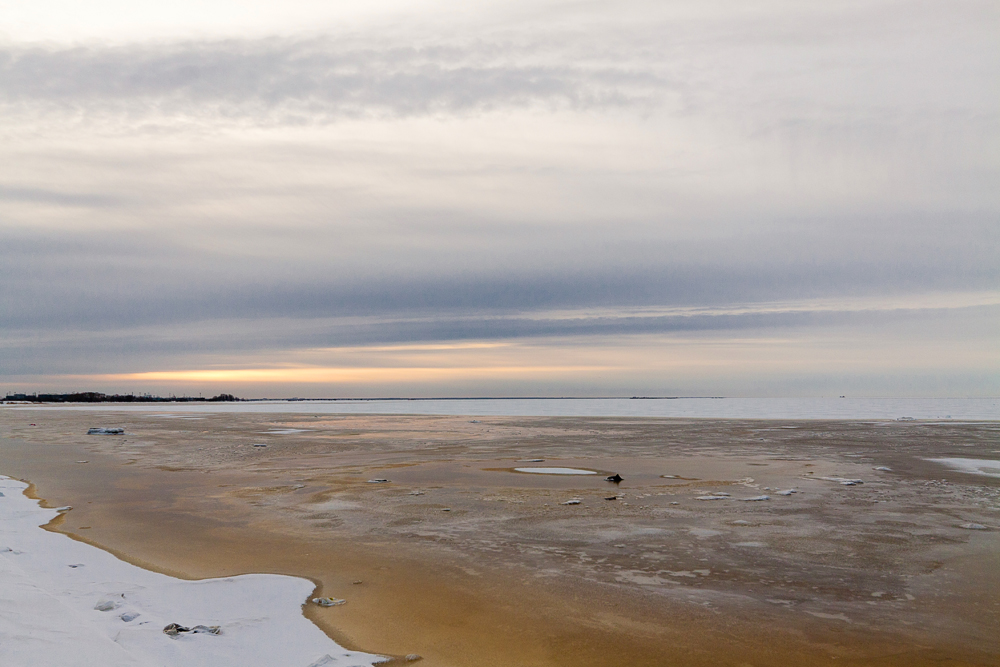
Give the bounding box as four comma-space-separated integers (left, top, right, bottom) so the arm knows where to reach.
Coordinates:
312, 597, 347, 607
959, 523, 988, 530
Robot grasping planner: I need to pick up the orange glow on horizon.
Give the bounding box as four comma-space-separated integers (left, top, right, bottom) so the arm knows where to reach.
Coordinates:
92, 365, 615, 384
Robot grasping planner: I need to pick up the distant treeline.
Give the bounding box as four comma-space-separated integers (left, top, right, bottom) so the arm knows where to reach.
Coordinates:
3, 392, 240, 403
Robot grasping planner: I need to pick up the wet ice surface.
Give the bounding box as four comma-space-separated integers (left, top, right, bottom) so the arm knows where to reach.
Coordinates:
0, 476, 385, 667
5, 413, 1000, 660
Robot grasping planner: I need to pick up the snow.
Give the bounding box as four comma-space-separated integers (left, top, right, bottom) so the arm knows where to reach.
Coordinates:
926, 458, 1000, 478
513, 467, 597, 475
0, 476, 385, 667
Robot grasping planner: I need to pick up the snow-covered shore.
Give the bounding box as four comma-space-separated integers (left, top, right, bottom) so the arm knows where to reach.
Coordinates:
0, 476, 385, 667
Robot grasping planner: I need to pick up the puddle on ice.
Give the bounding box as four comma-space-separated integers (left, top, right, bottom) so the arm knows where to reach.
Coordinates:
513, 467, 598, 475
805, 611, 851, 623
310, 499, 361, 511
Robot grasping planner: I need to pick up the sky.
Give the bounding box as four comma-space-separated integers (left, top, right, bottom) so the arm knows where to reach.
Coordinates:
1, 0, 998, 398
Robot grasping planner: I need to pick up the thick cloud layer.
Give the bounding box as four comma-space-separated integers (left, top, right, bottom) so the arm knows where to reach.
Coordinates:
1, 0, 997, 395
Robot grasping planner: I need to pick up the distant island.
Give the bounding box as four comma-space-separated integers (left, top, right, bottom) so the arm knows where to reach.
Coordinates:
3, 392, 240, 403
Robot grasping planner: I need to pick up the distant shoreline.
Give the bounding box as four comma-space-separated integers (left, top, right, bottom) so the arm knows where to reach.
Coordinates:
3, 392, 240, 404
3, 396, 996, 420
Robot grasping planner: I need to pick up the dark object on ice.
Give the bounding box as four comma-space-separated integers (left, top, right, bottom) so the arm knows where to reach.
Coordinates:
604, 496, 619, 501
367, 478, 390, 483
163, 623, 221, 637
605, 473, 623, 483
88, 427, 124, 435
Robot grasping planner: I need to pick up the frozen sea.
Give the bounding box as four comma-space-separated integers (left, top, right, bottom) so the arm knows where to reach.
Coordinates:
6, 397, 998, 420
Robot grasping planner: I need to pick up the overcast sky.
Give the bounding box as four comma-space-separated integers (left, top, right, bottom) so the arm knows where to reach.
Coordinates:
1, 0, 997, 398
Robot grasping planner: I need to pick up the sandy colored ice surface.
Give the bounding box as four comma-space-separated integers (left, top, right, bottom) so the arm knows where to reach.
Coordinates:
1, 409, 999, 666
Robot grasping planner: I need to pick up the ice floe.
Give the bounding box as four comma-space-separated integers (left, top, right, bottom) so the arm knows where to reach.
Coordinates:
815, 477, 863, 485
312, 597, 347, 607
0, 476, 385, 667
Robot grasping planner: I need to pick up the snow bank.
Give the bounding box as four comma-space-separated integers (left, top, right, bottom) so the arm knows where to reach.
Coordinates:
926, 458, 1000, 478
0, 476, 385, 667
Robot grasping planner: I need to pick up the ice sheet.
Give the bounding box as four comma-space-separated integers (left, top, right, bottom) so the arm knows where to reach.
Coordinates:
513, 467, 597, 475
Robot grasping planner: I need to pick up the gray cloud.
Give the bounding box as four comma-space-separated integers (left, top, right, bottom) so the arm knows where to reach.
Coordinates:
0, 185, 124, 208
1, 1, 993, 125
2, 211, 997, 333
3, 296, 997, 377
0, 37, 665, 120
